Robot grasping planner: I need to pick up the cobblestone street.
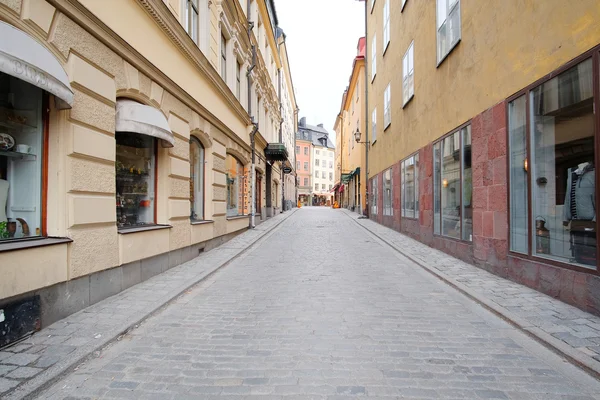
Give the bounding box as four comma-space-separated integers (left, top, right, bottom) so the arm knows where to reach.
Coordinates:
38, 208, 600, 399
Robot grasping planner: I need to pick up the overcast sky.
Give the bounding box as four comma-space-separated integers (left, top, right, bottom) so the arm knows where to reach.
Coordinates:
275, 0, 365, 140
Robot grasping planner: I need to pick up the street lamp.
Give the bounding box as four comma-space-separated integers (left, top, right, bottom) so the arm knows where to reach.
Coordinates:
354, 128, 369, 146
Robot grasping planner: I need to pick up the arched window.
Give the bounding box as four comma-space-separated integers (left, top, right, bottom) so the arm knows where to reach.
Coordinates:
190, 137, 204, 221
226, 154, 245, 217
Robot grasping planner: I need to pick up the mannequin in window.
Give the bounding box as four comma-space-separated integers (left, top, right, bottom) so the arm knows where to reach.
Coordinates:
563, 161, 596, 266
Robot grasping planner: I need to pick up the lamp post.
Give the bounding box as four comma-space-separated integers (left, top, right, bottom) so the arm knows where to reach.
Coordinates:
354, 128, 369, 217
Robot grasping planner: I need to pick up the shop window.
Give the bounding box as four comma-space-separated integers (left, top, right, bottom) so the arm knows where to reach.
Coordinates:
509, 57, 596, 268
190, 137, 204, 221
0, 73, 44, 241
383, 168, 393, 216
433, 142, 441, 234
401, 153, 419, 218
433, 124, 471, 240
226, 154, 245, 217
116, 133, 156, 228
371, 178, 378, 215
436, 0, 461, 64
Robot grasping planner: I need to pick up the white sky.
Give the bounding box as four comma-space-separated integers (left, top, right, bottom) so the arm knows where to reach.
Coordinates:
275, 0, 365, 141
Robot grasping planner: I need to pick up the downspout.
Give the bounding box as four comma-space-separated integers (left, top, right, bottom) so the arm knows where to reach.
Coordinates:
278, 50, 284, 212
247, 0, 258, 228
363, 1, 370, 218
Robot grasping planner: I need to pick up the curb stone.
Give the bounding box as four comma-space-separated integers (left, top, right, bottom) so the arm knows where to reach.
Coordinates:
343, 210, 600, 380
4, 209, 297, 400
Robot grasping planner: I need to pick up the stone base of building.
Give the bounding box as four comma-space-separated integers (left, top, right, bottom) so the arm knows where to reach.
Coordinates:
0, 229, 247, 333
370, 102, 600, 317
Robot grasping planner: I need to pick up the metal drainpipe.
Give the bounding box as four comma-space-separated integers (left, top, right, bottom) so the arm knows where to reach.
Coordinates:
247, 1, 258, 229
363, 0, 370, 218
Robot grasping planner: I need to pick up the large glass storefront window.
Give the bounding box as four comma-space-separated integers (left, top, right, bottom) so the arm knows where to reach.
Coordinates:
434, 124, 472, 241
383, 168, 392, 216
226, 154, 245, 217
529, 58, 595, 267
508, 95, 528, 253
190, 137, 204, 221
0, 72, 43, 241
401, 154, 419, 218
116, 133, 156, 228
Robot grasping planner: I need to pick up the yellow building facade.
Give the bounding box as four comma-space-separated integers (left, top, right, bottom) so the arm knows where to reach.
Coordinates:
334, 37, 366, 214
367, 0, 600, 314
0, 0, 295, 337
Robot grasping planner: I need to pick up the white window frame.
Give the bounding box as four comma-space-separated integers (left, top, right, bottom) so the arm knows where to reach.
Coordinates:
401, 0, 408, 12
220, 32, 227, 81
184, 0, 199, 44
371, 36, 377, 82
383, 0, 390, 53
384, 83, 391, 129
371, 108, 377, 143
370, 0, 376, 13
402, 41, 414, 106
436, 0, 461, 65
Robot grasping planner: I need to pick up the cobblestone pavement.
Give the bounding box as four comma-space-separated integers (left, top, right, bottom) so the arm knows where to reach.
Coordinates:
0, 211, 295, 400
348, 210, 600, 370
38, 208, 600, 399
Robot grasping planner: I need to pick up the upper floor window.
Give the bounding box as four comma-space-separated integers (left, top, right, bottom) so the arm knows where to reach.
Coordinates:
315, 159, 320, 167
436, 0, 461, 64
372, 108, 377, 143
383, 0, 390, 53
296, 145, 300, 154
185, 0, 199, 44
316, 150, 320, 155
236, 60, 241, 99
296, 161, 300, 170
190, 137, 204, 221
220, 32, 227, 81
401, 0, 408, 11
403, 41, 414, 106
384, 83, 391, 129
322, 171, 326, 179
314, 170, 319, 178
304, 147, 308, 155
304, 161, 308, 170
371, 36, 377, 81
304, 177, 308, 186
370, 0, 375, 12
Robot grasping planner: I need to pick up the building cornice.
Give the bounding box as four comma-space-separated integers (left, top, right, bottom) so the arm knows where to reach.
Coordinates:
48, 0, 251, 152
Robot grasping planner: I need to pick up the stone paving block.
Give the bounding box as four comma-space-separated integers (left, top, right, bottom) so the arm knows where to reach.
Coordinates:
0, 365, 17, 376
0, 377, 20, 393
3, 353, 40, 366
6, 366, 42, 379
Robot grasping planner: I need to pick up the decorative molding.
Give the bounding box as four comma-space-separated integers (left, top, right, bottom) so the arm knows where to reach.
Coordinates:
48, 0, 252, 152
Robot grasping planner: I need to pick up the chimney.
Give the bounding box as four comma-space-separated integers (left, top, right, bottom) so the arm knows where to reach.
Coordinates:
299, 117, 306, 127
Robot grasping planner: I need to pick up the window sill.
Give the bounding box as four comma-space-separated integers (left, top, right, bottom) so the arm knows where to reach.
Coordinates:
432, 233, 472, 244
401, 216, 419, 221
384, 122, 391, 132
436, 39, 461, 68
402, 95, 414, 109
0, 237, 72, 253
226, 215, 249, 221
118, 224, 172, 235
383, 41, 390, 57
191, 220, 214, 225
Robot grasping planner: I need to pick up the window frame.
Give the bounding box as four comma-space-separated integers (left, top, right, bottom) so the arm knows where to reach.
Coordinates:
382, 0, 390, 55
432, 120, 472, 242
371, 36, 377, 82
384, 83, 391, 130
401, 0, 408, 12
383, 168, 393, 216
436, 0, 461, 67
505, 48, 600, 275
372, 108, 377, 144
184, 0, 199, 45
236, 60, 241, 100
225, 154, 246, 218
190, 136, 205, 221
402, 41, 415, 107
401, 152, 419, 219
220, 32, 227, 81
371, 177, 378, 215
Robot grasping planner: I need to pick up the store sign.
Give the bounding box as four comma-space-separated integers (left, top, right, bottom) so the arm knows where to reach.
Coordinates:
283, 166, 292, 174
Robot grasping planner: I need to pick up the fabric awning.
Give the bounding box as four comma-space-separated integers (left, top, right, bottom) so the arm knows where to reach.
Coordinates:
341, 173, 352, 184
116, 99, 175, 148
0, 21, 74, 109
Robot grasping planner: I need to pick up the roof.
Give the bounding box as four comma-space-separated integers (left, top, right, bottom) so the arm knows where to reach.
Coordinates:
295, 120, 335, 149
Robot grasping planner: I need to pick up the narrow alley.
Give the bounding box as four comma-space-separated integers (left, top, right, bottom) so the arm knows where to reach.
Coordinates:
36, 208, 600, 399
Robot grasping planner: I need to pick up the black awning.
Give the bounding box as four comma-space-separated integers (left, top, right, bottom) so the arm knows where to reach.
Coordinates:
264, 143, 289, 161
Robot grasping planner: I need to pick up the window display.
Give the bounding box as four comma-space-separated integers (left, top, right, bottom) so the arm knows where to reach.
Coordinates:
433, 124, 472, 241
508, 95, 528, 253
529, 58, 595, 267
401, 154, 419, 218
190, 137, 204, 221
0, 72, 43, 241
116, 132, 156, 228
226, 154, 245, 217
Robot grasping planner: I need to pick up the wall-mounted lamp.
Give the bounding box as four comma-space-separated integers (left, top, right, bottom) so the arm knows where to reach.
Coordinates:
523, 158, 528, 173
442, 179, 448, 188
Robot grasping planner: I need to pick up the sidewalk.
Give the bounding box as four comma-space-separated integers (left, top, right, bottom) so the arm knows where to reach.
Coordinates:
343, 210, 600, 378
0, 210, 296, 400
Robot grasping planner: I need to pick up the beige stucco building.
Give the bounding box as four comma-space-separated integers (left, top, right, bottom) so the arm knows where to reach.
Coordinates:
0, 0, 297, 344
334, 37, 366, 214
